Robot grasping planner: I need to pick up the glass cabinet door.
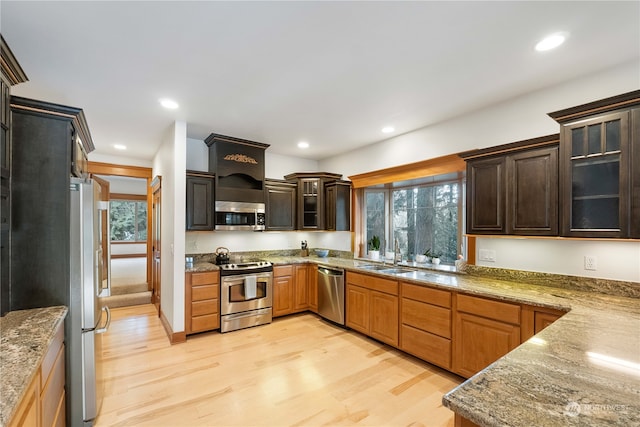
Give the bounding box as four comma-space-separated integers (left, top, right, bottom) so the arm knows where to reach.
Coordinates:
562, 111, 629, 236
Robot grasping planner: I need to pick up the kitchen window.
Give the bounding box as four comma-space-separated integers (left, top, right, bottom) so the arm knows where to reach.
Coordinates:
110, 197, 147, 242
363, 174, 463, 264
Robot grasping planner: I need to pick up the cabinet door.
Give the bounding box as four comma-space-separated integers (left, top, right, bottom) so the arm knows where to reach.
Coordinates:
308, 264, 318, 313
186, 174, 214, 231
466, 156, 506, 234
325, 182, 351, 231
265, 182, 296, 230
346, 284, 369, 335
560, 111, 630, 237
507, 147, 558, 235
273, 275, 294, 317
453, 312, 520, 378
299, 178, 322, 229
293, 265, 309, 311
631, 108, 640, 238
370, 290, 399, 346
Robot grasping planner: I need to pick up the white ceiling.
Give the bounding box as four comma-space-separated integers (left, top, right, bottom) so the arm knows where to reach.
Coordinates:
2, 1, 638, 162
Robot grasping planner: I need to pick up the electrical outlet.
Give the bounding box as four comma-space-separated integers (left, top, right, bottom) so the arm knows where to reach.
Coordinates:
584, 255, 597, 271
479, 249, 496, 262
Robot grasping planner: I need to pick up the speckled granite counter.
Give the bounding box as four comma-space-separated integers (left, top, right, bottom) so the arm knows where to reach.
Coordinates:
189, 254, 639, 426
0, 306, 67, 427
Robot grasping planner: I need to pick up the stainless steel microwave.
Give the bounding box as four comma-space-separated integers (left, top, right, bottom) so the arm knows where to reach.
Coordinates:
215, 201, 266, 231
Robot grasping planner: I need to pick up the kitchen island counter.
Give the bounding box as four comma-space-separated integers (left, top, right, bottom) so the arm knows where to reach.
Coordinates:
0, 305, 67, 427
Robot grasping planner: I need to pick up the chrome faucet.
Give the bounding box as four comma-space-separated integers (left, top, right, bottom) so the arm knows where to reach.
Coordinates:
394, 238, 401, 265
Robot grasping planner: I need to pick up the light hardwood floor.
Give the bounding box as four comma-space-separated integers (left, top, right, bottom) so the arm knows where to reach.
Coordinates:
97, 304, 462, 427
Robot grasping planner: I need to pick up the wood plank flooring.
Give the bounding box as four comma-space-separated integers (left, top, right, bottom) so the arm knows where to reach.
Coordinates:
96, 304, 462, 427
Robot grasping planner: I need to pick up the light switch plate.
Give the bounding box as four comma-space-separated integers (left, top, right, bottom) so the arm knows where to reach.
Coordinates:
479, 249, 496, 262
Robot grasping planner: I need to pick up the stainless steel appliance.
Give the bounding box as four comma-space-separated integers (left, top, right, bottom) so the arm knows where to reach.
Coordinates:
69, 177, 111, 426
219, 261, 273, 332
215, 201, 266, 231
317, 265, 345, 325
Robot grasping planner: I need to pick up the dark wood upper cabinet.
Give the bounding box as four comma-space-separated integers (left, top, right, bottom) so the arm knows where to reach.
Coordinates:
285, 172, 342, 230
506, 146, 558, 235
265, 179, 296, 231
325, 180, 351, 231
186, 171, 215, 231
462, 134, 559, 236
549, 90, 640, 238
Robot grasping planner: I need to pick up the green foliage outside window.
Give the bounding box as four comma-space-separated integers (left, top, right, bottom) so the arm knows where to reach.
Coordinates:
364, 180, 460, 264
110, 200, 147, 241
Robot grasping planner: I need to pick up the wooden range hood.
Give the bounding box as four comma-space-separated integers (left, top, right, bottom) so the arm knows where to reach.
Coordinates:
205, 133, 270, 204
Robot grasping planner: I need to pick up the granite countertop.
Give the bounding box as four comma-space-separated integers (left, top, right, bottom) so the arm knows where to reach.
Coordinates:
189, 254, 639, 426
0, 306, 67, 427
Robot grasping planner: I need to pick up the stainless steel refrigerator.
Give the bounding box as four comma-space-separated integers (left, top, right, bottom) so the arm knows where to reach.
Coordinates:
69, 177, 111, 426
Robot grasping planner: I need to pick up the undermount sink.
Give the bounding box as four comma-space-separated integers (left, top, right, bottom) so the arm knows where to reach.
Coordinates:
357, 264, 392, 271
377, 267, 416, 274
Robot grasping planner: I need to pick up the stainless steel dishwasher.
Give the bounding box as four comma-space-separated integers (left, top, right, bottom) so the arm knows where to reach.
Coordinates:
317, 265, 345, 325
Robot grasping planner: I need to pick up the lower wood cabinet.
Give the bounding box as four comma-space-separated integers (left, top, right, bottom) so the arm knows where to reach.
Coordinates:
346, 272, 399, 347
521, 305, 565, 342
400, 283, 452, 370
9, 322, 65, 427
274, 264, 316, 317
453, 294, 521, 378
273, 266, 295, 317
185, 271, 220, 334
308, 264, 318, 313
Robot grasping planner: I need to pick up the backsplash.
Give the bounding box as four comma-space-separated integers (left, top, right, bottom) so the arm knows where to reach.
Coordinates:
464, 265, 640, 299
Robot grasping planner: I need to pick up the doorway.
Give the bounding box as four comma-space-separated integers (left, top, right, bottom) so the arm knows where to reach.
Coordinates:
88, 162, 155, 310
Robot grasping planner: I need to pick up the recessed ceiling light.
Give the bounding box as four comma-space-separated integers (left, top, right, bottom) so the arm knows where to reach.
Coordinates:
113, 144, 127, 150
535, 32, 568, 52
298, 141, 310, 149
159, 98, 179, 109
382, 126, 395, 134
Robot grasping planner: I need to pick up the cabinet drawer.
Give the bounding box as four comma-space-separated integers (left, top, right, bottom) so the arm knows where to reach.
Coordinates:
192, 284, 219, 301
401, 283, 451, 308
457, 294, 520, 325
273, 265, 293, 277
402, 298, 451, 338
191, 314, 219, 332
192, 299, 218, 317
347, 272, 398, 295
41, 343, 65, 427
192, 271, 219, 286
401, 325, 451, 370
41, 324, 64, 387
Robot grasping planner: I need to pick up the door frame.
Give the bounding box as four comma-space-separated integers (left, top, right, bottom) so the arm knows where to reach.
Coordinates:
151, 176, 162, 314
88, 162, 153, 287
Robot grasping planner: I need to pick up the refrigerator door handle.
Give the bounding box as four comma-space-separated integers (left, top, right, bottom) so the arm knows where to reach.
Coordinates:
96, 306, 111, 334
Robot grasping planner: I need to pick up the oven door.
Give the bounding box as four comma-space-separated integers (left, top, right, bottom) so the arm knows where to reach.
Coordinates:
221, 272, 273, 315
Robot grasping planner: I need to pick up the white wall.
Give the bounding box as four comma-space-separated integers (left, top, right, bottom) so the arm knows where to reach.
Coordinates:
319, 61, 640, 283
476, 238, 640, 282
102, 176, 147, 195
186, 138, 319, 179
186, 231, 351, 255
153, 121, 187, 333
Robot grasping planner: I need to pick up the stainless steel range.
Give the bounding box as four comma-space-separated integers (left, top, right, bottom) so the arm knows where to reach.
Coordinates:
219, 261, 273, 333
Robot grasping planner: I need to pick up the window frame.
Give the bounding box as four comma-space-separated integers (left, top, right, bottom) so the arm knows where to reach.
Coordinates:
109, 193, 148, 243
359, 174, 465, 264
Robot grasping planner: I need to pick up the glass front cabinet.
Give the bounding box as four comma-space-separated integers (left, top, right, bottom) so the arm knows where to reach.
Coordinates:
550, 91, 640, 238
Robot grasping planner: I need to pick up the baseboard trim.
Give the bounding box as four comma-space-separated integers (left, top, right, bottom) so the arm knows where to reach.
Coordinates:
159, 310, 187, 344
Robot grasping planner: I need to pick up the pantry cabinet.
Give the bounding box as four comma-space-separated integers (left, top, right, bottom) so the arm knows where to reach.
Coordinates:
186, 171, 215, 231
185, 271, 220, 334
346, 271, 399, 347
463, 134, 559, 236
548, 91, 640, 238
453, 294, 521, 378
